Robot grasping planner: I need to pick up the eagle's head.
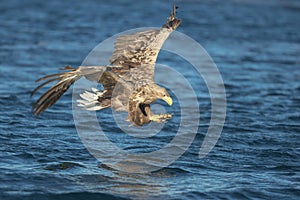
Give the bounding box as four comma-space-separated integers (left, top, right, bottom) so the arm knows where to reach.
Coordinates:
127, 82, 172, 126
142, 83, 172, 106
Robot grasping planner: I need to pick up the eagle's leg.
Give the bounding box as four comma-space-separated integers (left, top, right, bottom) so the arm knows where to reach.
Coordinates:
150, 113, 172, 123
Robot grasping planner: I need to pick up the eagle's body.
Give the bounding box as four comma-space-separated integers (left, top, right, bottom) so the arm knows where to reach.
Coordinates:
32, 5, 181, 126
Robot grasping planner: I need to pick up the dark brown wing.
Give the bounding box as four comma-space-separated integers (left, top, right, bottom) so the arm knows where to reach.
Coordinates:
109, 4, 181, 81
32, 66, 106, 115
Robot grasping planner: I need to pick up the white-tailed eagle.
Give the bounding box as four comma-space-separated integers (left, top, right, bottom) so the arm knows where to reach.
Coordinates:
32, 5, 181, 126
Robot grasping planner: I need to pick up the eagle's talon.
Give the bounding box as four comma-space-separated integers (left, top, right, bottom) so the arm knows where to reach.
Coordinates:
150, 113, 172, 123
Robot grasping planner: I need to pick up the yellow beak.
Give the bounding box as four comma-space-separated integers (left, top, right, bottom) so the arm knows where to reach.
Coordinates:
162, 96, 173, 106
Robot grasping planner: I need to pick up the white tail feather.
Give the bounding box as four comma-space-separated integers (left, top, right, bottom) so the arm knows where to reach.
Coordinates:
80, 91, 98, 101
77, 88, 109, 111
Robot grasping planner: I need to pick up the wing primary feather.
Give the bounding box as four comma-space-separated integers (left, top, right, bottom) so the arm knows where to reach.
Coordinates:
32, 78, 76, 115
32, 66, 105, 115
31, 77, 60, 96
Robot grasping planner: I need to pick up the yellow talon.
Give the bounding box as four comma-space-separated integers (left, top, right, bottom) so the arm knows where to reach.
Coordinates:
150, 113, 172, 123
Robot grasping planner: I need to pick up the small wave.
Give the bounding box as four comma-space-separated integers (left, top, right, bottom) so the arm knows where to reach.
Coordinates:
151, 166, 192, 177
4, 192, 129, 200
44, 162, 86, 171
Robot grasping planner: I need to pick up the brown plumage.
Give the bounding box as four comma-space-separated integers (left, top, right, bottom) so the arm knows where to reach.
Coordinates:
32, 4, 181, 126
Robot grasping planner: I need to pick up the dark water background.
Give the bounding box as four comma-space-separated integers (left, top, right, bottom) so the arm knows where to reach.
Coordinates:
1, 0, 300, 199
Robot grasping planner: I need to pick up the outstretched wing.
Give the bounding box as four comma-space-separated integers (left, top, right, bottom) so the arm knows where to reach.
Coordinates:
109, 4, 181, 81
32, 66, 106, 115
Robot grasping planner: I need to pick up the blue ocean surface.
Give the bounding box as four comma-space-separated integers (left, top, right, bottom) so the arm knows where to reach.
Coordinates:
1, 0, 299, 199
